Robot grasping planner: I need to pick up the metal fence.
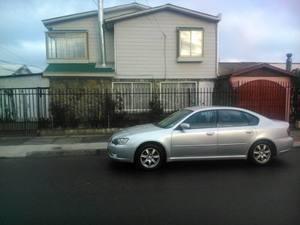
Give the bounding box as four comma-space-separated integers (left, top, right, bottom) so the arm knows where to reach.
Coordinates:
0, 82, 294, 135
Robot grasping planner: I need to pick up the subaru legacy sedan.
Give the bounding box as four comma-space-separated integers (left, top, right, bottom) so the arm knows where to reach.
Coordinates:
107, 106, 293, 170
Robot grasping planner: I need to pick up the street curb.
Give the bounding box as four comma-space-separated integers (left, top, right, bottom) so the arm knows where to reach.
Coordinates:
293, 142, 300, 147
0, 142, 299, 159
39, 128, 119, 136
26, 148, 107, 158
0, 142, 108, 159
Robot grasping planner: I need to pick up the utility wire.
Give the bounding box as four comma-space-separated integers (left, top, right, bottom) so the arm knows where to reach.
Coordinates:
0, 45, 29, 65
92, 0, 97, 7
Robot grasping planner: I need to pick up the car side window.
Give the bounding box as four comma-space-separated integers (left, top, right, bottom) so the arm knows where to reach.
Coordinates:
184, 110, 217, 129
244, 112, 259, 125
218, 110, 259, 127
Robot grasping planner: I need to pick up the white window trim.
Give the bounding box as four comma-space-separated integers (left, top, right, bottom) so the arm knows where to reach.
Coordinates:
177, 27, 204, 63
159, 81, 198, 112
112, 82, 152, 112
46, 31, 89, 61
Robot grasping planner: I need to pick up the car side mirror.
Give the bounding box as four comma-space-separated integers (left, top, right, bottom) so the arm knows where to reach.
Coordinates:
180, 123, 190, 130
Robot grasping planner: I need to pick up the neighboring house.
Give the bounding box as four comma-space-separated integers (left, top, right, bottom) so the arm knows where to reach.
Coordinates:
42, 3, 221, 109
218, 62, 295, 121
0, 62, 48, 88
0, 62, 49, 121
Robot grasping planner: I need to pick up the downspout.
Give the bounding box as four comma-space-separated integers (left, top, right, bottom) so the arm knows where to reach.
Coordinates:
216, 13, 222, 77
163, 32, 167, 80
98, 0, 106, 67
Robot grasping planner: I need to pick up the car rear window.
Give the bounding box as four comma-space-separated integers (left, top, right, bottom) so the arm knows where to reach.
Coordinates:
218, 110, 259, 127
244, 112, 259, 125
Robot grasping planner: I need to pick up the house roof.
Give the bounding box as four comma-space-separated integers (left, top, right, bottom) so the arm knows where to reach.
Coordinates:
219, 62, 300, 76
219, 62, 295, 77
42, 2, 150, 26
219, 62, 260, 76
0, 62, 43, 77
269, 62, 300, 71
105, 4, 221, 23
44, 63, 114, 74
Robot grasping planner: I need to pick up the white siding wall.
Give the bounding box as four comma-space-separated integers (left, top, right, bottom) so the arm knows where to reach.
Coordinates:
114, 11, 217, 79
47, 8, 143, 65
49, 16, 110, 64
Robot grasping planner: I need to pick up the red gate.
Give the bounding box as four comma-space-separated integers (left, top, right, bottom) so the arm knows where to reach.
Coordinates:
236, 80, 287, 120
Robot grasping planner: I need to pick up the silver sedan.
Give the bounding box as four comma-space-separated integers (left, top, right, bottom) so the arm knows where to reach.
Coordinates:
107, 106, 293, 170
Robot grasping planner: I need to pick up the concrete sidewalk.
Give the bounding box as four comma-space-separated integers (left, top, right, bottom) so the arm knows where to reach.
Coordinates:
0, 131, 300, 158
0, 135, 111, 158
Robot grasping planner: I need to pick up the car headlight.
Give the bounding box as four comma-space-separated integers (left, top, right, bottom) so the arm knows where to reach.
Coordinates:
112, 137, 129, 145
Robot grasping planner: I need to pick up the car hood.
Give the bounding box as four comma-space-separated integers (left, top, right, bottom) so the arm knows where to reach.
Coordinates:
113, 123, 162, 137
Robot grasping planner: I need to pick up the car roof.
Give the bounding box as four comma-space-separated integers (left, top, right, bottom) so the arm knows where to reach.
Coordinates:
185, 106, 256, 112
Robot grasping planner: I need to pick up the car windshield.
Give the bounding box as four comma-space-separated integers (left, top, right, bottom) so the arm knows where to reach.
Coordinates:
155, 109, 193, 128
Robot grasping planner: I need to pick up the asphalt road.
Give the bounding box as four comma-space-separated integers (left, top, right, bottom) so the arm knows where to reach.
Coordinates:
0, 149, 299, 225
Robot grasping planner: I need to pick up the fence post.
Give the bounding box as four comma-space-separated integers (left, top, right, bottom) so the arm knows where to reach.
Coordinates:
105, 89, 110, 129
36, 87, 41, 129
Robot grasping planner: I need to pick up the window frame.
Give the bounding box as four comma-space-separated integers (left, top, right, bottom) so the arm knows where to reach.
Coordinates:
217, 109, 260, 127
46, 30, 89, 60
112, 82, 152, 112
176, 27, 204, 62
183, 110, 217, 129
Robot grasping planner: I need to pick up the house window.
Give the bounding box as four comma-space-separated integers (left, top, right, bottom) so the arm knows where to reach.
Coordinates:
160, 82, 197, 111
177, 28, 203, 61
112, 82, 152, 112
46, 31, 88, 59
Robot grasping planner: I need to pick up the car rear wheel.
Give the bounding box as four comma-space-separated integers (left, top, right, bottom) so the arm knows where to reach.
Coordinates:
135, 144, 164, 170
249, 141, 274, 165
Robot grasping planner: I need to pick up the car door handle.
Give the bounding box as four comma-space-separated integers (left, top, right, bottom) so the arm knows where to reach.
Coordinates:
206, 132, 215, 136
245, 130, 253, 134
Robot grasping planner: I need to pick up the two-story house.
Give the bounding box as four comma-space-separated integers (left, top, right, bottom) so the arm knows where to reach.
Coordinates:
43, 2, 221, 110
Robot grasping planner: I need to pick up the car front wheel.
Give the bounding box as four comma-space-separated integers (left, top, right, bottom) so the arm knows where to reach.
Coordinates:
135, 144, 164, 170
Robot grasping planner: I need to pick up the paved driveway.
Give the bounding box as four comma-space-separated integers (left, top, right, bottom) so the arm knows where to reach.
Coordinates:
0, 149, 299, 225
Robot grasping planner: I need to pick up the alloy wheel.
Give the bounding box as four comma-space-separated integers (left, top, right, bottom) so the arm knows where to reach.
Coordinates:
139, 148, 160, 169
253, 144, 272, 164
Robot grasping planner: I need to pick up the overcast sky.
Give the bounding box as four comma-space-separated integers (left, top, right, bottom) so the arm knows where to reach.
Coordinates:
0, 0, 299, 69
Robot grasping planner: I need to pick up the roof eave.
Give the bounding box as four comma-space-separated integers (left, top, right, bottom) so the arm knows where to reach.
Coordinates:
42, 11, 97, 27
42, 3, 151, 27
43, 72, 115, 78
0, 73, 43, 78
232, 63, 295, 77
105, 4, 221, 23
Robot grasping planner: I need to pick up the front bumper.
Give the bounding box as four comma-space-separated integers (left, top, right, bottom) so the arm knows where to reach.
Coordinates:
107, 142, 135, 163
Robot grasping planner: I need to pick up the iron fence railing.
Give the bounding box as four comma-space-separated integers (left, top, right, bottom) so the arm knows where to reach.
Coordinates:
0, 82, 294, 135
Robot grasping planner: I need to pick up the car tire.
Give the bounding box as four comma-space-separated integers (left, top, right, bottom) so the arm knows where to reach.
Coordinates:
248, 141, 274, 165
135, 143, 165, 170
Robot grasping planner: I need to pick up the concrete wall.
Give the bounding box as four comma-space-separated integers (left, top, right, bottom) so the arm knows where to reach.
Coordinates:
114, 10, 218, 79
49, 77, 112, 90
